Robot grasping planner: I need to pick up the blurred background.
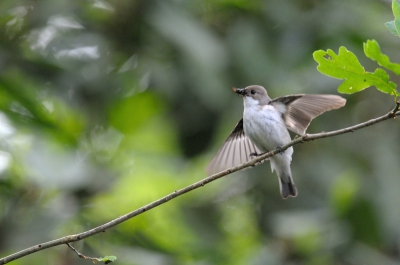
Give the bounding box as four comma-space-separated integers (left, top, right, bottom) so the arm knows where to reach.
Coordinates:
1, 0, 400, 264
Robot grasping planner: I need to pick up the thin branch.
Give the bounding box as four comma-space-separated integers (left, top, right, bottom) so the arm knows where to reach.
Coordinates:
1, 105, 399, 265
66, 243, 117, 264
66, 243, 98, 263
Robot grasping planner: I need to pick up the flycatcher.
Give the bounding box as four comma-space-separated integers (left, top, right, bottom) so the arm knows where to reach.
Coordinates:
207, 85, 346, 198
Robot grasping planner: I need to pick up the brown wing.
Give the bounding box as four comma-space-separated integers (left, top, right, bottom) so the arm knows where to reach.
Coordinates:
271, 94, 346, 135
206, 119, 264, 176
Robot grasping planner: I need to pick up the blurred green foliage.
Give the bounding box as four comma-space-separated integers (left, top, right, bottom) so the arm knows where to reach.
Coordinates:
1, 0, 400, 264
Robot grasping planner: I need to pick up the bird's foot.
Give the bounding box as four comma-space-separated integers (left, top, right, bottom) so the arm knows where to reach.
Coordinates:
249, 151, 267, 157
276, 146, 283, 155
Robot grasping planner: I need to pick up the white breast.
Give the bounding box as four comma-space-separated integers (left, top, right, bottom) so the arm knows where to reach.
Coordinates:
242, 98, 292, 153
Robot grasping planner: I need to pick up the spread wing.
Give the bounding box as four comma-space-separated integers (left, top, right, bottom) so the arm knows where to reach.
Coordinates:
206, 119, 264, 176
270, 94, 346, 135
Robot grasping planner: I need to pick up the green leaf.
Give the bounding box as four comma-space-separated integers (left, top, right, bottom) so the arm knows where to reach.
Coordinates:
368, 68, 397, 95
385, 21, 399, 36
395, 18, 400, 36
364, 39, 400, 75
313, 47, 397, 96
385, 1, 400, 36
393, 0, 400, 19
98, 256, 117, 264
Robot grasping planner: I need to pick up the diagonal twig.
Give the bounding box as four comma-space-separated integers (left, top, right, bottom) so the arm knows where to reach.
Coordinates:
0, 104, 399, 265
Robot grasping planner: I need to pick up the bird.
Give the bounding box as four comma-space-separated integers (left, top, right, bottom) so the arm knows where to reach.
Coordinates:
206, 85, 346, 198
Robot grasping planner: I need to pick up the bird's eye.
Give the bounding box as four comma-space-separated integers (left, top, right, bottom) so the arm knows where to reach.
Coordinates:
251, 90, 256, 95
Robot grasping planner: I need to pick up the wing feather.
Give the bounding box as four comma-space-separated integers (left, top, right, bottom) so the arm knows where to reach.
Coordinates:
271, 94, 346, 135
206, 119, 264, 176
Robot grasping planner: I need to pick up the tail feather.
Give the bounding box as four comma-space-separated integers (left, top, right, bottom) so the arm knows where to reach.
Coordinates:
280, 178, 298, 199
270, 154, 297, 198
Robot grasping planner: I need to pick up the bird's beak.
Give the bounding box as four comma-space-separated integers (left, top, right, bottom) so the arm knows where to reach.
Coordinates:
232, 87, 246, 96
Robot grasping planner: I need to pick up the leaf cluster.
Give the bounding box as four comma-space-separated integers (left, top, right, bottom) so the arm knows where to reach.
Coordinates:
313, 0, 400, 101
